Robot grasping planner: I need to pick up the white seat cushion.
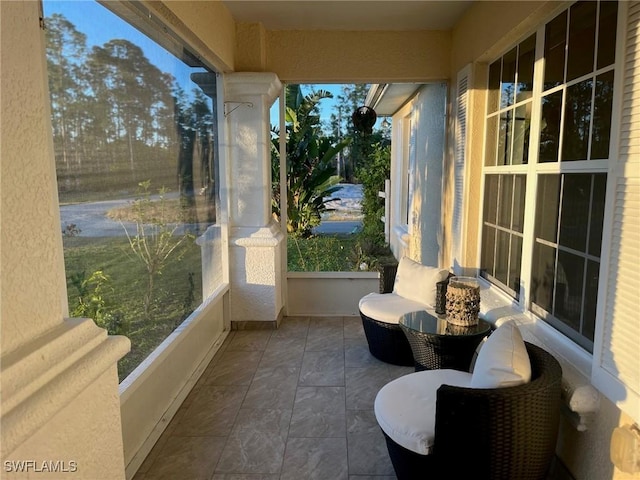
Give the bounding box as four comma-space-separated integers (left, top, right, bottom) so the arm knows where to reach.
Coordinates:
374, 369, 473, 455
393, 257, 450, 307
470, 321, 531, 388
359, 292, 428, 325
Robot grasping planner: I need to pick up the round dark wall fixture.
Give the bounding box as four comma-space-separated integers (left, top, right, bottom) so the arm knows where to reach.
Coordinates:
352, 106, 377, 134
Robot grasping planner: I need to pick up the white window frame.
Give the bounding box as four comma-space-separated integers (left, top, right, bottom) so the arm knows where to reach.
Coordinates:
476, 0, 637, 423
390, 103, 414, 255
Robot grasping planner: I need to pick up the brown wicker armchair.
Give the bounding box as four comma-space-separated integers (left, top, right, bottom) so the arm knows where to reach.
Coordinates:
379, 342, 562, 480
359, 259, 451, 366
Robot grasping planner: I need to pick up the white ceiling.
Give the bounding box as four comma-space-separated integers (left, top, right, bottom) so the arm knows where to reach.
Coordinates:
221, 1, 473, 31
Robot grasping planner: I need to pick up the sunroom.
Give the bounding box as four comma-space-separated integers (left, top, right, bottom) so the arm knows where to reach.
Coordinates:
1, 1, 639, 479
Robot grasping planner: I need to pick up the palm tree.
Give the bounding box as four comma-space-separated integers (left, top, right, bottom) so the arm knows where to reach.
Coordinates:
272, 85, 351, 237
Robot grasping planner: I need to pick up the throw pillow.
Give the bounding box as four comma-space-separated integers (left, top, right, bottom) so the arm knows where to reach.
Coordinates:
470, 321, 531, 388
393, 257, 449, 307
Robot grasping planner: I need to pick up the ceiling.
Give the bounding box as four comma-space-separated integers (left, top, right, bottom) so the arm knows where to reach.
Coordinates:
221, 1, 473, 31
221, 1, 473, 115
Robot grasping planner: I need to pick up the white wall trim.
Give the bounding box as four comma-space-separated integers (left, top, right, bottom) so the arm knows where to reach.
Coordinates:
120, 287, 227, 476
123, 324, 228, 479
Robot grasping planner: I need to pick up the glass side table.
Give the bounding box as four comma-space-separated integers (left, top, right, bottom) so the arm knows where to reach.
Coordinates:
399, 309, 491, 371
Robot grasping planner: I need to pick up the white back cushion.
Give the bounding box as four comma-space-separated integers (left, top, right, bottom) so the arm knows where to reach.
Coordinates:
470, 321, 531, 388
393, 257, 449, 307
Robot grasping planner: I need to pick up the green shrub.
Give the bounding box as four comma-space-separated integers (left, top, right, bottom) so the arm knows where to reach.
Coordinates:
357, 143, 391, 246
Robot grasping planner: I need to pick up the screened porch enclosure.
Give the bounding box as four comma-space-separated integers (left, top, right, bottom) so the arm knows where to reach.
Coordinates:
2, 2, 639, 480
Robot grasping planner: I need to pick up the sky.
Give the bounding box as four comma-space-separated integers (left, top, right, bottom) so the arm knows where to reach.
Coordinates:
43, 1, 363, 131
270, 83, 345, 129
43, 0, 198, 88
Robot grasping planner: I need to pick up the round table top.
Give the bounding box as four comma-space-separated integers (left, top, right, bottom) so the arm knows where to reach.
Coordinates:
399, 309, 491, 337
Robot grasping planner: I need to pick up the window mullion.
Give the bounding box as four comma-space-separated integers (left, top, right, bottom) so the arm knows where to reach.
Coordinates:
578, 175, 596, 336
557, 87, 567, 162
551, 175, 565, 318
585, 0, 604, 163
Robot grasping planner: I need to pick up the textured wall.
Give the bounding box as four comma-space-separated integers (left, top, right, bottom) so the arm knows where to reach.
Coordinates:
407, 83, 447, 267
229, 229, 284, 322
236, 22, 268, 72
558, 397, 638, 480
0, 0, 68, 354
287, 274, 378, 316
9, 369, 126, 480
224, 73, 284, 323
267, 30, 451, 83
157, 0, 236, 72
450, 1, 564, 75
1, 2, 127, 477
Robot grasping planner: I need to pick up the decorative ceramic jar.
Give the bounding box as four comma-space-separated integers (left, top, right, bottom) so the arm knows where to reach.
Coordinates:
445, 276, 481, 326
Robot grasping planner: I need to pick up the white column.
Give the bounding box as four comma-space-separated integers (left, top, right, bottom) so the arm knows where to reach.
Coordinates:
224, 73, 284, 325
0, 2, 129, 477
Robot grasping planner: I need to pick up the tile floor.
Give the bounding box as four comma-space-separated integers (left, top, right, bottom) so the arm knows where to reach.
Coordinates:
133, 316, 412, 480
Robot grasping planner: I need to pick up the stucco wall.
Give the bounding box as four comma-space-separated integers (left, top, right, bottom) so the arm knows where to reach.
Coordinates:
558, 397, 638, 480
1, 2, 128, 478
450, 1, 567, 75
8, 370, 126, 479
406, 83, 447, 267
236, 22, 268, 72
1, 0, 68, 354
287, 274, 379, 316
266, 30, 450, 83
155, 0, 236, 72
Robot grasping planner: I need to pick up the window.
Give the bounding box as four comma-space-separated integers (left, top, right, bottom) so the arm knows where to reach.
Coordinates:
44, 1, 222, 381
485, 34, 535, 167
481, 0, 618, 351
481, 34, 535, 298
480, 174, 526, 297
531, 173, 606, 351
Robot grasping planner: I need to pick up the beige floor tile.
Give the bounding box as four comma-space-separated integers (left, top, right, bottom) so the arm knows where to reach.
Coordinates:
134, 316, 401, 480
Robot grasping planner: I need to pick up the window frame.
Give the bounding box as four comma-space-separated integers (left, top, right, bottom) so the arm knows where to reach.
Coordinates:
478, 0, 620, 357
390, 103, 414, 252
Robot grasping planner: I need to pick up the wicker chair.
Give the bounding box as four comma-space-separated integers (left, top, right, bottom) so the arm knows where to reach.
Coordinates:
359, 263, 451, 366
379, 342, 562, 480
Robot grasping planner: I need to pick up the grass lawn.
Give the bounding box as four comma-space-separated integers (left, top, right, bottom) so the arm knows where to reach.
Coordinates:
63, 236, 202, 381
62, 231, 373, 382
287, 234, 362, 272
